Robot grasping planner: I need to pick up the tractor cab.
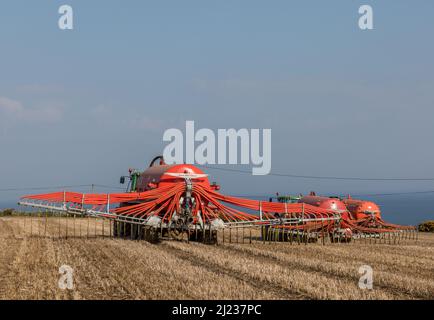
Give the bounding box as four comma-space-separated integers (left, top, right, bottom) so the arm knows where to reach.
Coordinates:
276, 194, 301, 204
120, 169, 142, 192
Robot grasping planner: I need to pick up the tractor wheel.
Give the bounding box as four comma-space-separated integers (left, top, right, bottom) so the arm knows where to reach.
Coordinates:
144, 227, 160, 243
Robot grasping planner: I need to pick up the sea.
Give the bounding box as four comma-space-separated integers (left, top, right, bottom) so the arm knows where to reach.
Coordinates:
1, 193, 432, 226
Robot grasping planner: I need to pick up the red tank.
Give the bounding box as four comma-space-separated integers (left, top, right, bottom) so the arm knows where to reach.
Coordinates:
299, 192, 350, 220
342, 196, 381, 220
136, 164, 211, 192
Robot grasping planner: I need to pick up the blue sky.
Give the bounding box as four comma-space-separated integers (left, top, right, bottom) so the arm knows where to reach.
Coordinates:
1, 1, 434, 203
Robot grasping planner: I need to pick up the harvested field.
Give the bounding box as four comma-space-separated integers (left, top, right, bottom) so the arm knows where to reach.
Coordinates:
0, 216, 433, 300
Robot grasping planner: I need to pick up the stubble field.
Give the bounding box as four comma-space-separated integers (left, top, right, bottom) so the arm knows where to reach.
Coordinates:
0, 216, 433, 300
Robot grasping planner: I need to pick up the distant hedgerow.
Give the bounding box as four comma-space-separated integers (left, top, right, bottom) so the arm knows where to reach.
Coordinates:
0, 209, 14, 216
418, 221, 434, 232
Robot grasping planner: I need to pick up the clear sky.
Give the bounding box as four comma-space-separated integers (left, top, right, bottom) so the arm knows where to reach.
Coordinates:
1, 0, 434, 202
